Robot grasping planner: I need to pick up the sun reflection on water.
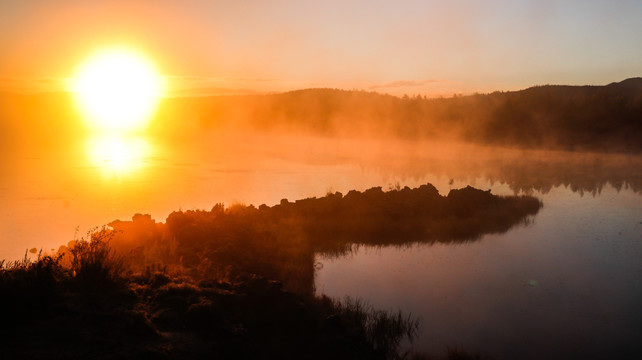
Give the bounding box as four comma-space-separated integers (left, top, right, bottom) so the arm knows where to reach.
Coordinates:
87, 135, 152, 177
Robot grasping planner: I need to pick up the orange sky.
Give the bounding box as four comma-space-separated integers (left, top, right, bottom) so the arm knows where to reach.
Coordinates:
1, 0, 641, 97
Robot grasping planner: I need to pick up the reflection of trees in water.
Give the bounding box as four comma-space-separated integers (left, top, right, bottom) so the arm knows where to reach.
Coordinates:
252, 136, 642, 196
485, 153, 642, 195
109, 184, 541, 294
364, 145, 642, 195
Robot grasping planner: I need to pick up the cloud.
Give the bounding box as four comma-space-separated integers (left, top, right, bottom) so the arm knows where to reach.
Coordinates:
0, 77, 67, 93
166, 76, 278, 96
170, 87, 261, 97
222, 77, 276, 83
167, 75, 276, 85
369, 79, 442, 90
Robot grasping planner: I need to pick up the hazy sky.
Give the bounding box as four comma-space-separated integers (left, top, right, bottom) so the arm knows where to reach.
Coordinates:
1, 0, 641, 96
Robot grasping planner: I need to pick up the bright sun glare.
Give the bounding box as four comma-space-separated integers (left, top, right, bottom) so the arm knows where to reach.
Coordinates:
87, 135, 151, 176
71, 48, 163, 133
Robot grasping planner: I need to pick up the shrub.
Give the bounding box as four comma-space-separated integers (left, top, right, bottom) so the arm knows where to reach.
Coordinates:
68, 228, 126, 290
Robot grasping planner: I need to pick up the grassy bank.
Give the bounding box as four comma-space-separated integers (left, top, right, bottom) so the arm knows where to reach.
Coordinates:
1, 245, 418, 359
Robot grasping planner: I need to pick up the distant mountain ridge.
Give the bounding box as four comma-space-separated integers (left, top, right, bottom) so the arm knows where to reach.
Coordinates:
156, 78, 642, 152
607, 77, 642, 88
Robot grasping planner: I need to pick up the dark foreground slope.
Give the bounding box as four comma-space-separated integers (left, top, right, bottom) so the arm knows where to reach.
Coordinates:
1, 184, 540, 359
1, 255, 417, 360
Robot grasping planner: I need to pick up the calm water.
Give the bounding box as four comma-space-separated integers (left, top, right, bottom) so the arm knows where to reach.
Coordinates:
317, 184, 642, 359
2, 133, 641, 358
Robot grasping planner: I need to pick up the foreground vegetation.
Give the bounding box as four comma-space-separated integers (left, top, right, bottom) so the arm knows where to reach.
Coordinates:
0, 244, 419, 359
2, 184, 539, 358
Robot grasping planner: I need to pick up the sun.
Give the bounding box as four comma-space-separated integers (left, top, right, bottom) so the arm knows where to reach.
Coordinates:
71, 48, 163, 133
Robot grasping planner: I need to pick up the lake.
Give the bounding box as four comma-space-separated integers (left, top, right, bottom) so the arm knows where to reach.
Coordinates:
2, 133, 641, 358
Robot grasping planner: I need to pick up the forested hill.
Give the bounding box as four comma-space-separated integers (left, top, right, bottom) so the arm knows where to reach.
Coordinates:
154, 78, 642, 153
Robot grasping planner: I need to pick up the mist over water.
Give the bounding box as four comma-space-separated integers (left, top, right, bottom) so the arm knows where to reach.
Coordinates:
2, 130, 640, 261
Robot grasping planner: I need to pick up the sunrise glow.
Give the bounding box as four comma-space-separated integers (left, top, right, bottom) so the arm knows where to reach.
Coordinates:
1, 2, 641, 358
87, 135, 151, 176
71, 48, 163, 133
